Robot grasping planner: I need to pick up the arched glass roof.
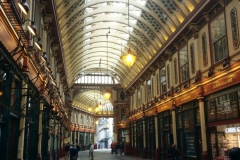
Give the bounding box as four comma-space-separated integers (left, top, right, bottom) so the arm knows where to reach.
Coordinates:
53, 0, 200, 110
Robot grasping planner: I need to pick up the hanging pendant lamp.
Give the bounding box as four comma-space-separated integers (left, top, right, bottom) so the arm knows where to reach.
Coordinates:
103, 27, 112, 100
121, 47, 137, 67
121, 0, 137, 67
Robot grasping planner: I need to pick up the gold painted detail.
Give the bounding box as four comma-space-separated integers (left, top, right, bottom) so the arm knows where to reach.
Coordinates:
212, 78, 233, 89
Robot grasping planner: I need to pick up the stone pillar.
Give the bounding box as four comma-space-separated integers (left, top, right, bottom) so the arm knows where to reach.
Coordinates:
142, 118, 146, 159
17, 82, 27, 160
154, 114, 159, 160
172, 109, 177, 146
70, 131, 73, 144
198, 97, 208, 159
37, 103, 43, 160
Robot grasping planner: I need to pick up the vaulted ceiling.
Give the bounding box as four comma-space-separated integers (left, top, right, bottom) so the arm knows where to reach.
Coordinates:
52, 0, 201, 110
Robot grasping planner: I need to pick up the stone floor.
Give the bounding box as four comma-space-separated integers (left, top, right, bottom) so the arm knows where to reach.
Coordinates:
60, 149, 151, 160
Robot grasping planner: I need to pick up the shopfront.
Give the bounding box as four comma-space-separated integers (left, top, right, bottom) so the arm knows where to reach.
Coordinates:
157, 110, 173, 159
206, 85, 240, 160
176, 100, 201, 160
136, 120, 143, 157
145, 116, 155, 159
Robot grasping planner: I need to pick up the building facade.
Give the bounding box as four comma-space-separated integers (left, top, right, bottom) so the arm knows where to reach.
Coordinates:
127, 0, 240, 160
1, 0, 240, 160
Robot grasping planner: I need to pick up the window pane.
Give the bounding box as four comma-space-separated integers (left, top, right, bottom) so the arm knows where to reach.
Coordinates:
211, 13, 228, 63
179, 46, 189, 82
208, 99, 216, 121
160, 67, 166, 93
216, 93, 238, 120
184, 109, 194, 132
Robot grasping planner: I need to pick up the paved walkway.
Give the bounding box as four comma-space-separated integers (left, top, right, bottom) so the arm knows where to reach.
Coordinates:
60, 149, 151, 160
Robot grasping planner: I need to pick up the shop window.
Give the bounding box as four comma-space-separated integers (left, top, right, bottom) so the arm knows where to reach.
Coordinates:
163, 116, 169, 130
208, 91, 239, 121
160, 66, 166, 94
159, 118, 163, 150
177, 129, 183, 153
196, 108, 200, 124
179, 46, 189, 82
210, 13, 228, 63
216, 93, 238, 120
177, 112, 182, 128
147, 79, 151, 102
121, 108, 126, 120
184, 109, 194, 132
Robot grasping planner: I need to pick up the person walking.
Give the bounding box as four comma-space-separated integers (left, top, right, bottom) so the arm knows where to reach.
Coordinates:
115, 142, 120, 156
70, 145, 78, 160
65, 142, 70, 160
89, 142, 94, 160
88, 142, 92, 158
111, 142, 114, 154
119, 142, 124, 156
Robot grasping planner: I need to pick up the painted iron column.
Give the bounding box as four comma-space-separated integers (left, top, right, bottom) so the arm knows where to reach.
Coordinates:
37, 103, 43, 160
198, 97, 208, 159
17, 82, 27, 160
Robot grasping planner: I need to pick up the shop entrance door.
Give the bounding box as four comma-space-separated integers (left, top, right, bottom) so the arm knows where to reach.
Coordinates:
163, 131, 171, 159
8, 118, 18, 160
196, 126, 202, 159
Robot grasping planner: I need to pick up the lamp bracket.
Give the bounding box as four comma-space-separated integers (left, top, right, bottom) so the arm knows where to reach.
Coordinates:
10, 37, 24, 57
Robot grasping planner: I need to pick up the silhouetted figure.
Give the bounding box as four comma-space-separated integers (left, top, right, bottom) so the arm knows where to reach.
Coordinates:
70, 145, 78, 160
229, 147, 240, 160
65, 142, 70, 160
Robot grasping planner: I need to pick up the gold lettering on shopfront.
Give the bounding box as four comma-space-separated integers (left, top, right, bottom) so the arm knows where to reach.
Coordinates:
181, 95, 191, 102
212, 78, 233, 89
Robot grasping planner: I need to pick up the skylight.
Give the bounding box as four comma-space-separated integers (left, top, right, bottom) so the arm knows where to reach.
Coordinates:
84, 17, 92, 23
136, 0, 147, 6
84, 25, 92, 30
112, 2, 126, 7
85, 32, 91, 36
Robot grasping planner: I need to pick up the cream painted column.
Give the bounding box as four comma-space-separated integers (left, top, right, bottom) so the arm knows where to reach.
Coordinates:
154, 114, 159, 149
70, 131, 73, 144
17, 82, 27, 159
113, 117, 117, 142
198, 97, 207, 153
38, 103, 43, 156
171, 109, 177, 146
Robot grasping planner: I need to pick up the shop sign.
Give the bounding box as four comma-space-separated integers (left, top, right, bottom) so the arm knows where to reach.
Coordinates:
225, 127, 240, 133
220, 100, 231, 114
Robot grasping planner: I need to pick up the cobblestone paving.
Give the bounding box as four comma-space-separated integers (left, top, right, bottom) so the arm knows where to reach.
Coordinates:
60, 149, 151, 160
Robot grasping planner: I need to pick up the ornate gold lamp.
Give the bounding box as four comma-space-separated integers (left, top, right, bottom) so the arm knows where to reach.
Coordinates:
103, 90, 112, 100
121, 0, 137, 67
121, 47, 137, 67
103, 27, 112, 100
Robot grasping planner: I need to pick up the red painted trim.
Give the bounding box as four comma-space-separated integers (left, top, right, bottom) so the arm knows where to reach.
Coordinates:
207, 118, 240, 127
